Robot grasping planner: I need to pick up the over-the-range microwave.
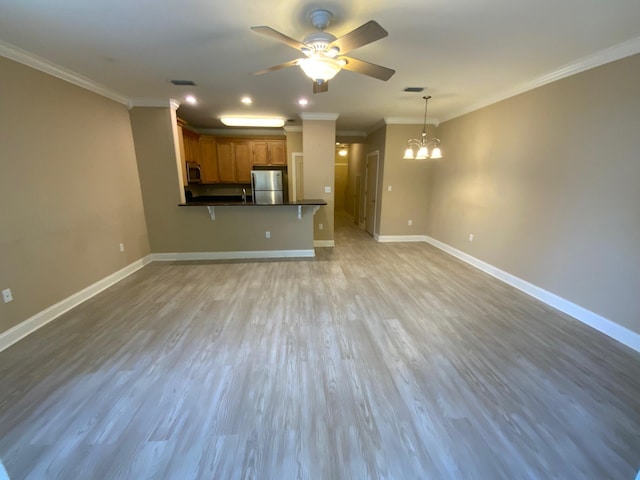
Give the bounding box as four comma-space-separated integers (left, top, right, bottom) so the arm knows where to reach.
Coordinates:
186, 162, 201, 183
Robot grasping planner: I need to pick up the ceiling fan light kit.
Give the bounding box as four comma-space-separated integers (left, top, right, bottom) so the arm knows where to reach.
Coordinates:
251, 9, 395, 93
403, 96, 443, 160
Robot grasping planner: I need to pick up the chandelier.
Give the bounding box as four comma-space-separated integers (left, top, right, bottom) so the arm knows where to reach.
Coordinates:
403, 96, 442, 159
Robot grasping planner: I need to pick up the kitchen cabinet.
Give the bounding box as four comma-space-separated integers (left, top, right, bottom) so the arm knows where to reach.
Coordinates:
251, 140, 287, 165
235, 141, 252, 183
199, 136, 219, 183
216, 140, 236, 182
215, 139, 252, 183
182, 128, 200, 165
175, 123, 287, 184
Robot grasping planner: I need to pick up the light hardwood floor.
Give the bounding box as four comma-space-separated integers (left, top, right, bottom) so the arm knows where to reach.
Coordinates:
1, 214, 639, 479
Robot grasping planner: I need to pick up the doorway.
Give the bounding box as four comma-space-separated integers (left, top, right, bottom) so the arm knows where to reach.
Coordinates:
364, 151, 379, 237
290, 152, 304, 201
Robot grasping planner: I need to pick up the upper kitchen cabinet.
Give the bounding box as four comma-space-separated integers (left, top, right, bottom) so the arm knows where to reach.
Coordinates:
216, 139, 251, 183
251, 140, 287, 165
216, 140, 236, 182
182, 128, 201, 165
199, 136, 219, 183
235, 141, 252, 183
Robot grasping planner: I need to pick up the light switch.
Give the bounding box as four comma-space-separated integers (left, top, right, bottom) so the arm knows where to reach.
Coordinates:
324, 186, 331, 193
388, 185, 392, 192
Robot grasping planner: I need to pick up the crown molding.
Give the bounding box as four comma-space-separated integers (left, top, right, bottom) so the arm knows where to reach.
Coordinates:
128, 98, 181, 110
441, 35, 640, 122
283, 126, 303, 133
384, 116, 440, 126
300, 112, 340, 121
0, 39, 129, 106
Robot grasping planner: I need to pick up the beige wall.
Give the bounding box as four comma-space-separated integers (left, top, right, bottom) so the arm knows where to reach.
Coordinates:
302, 119, 336, 242
427, 53, 640, 334
378, 124, 437, 236
130, 108, 314, 253
0, 57, 150, 334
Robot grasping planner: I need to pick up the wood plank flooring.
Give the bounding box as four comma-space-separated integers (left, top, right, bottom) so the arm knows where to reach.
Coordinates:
1, 213, 639, 479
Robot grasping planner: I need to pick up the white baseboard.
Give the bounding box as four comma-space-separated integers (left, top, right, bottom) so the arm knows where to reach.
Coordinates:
313, 240, 335, 247
151, 249, 315, 261
375, 234, 428, 243
0, 255, 152, 353
424, 235, 640, 353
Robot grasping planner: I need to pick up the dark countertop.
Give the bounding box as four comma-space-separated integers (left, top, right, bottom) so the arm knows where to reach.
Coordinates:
179, 198, 327, 207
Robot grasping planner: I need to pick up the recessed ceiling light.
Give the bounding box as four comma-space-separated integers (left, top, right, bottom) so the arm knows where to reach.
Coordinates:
185, 95, 197, 105
298, 98, 309, 106
241, 96, 253, 105
220, 116, 285, 127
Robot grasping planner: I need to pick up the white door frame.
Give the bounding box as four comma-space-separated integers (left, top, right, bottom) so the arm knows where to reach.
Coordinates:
364, 150, 380, 236
289, 152, 303, 201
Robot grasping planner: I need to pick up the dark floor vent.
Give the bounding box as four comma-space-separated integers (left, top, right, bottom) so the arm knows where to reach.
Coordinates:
171, 80, 197, 86
403, 87, 424, 92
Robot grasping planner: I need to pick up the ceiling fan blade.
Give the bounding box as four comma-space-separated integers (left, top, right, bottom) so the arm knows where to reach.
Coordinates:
250, 26, 306, 51
313, 80, 329, 94
251, 59, 300, 76
328, 21, 388, 55
341, 56, 395, 81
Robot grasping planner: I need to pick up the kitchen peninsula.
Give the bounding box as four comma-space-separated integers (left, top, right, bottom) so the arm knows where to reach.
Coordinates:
129, 107, 333, 260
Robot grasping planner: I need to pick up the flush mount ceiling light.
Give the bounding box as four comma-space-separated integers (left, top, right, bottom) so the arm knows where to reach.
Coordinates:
220, 116, 285, 127
403, 96, 442, 159
298, 98, 309, 106
241, 96, 253, 105
185, 95, 197, 105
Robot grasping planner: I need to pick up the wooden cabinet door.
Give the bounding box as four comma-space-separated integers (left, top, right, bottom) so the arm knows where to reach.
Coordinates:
199, 136, 219, 183
183, 130, 200, 164
217, 140, 236, 182
269, 140, 287, 165
235, 141, 253, 183
252, 141, 269, 165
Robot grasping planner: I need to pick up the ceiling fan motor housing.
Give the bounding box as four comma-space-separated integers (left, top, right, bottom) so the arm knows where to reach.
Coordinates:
302, 31, 338, 54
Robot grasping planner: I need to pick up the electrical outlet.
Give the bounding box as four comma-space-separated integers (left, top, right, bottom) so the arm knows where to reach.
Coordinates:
265, 231, 270, 239
2, 288, 13, 303
319, 223, 323, 230
469, 233, 474, 242
388, 185, 393, 192
324, 186, 331, 193
119, 243, 125, 252
408, 219, 413, 226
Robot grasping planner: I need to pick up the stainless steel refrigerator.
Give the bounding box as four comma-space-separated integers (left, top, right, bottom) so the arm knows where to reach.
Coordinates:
251, 170, 284, 204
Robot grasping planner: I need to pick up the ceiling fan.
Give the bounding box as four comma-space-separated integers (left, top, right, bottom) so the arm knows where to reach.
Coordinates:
250, 9, 395, 93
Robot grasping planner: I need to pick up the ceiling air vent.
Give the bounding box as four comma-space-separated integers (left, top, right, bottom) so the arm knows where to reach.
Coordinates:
171, 80, 197, 86
403, 87, 424, 92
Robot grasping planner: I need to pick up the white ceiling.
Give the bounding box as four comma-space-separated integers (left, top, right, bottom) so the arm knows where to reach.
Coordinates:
1, 0, 639, 132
